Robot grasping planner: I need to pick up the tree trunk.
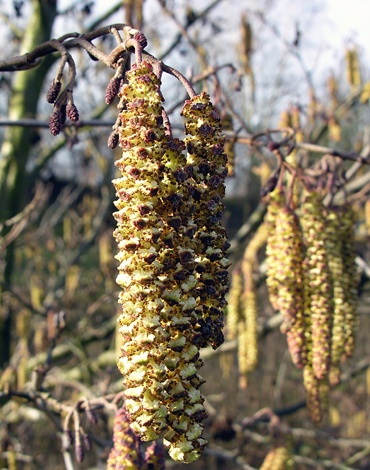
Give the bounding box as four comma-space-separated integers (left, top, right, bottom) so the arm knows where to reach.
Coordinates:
0, 0, 58, 367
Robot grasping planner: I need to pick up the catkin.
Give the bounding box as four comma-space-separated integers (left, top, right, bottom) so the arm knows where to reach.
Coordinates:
325, 207, 347, 386
227, 267, 243, 340
113, 63, 230, 463
106, 408, 142, 470
260, 446, 291, 470
181, 92, 230, 351
237, 222, 269, 386
265, 188, 285, 311
276, 207, 306, 368
339, 204, 358, 359
114, 62, 208, 462
300, 192, 333, 381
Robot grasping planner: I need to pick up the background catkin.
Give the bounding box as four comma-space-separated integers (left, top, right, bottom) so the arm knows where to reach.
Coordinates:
300, 192, 333, 382
259, 446, 291, 470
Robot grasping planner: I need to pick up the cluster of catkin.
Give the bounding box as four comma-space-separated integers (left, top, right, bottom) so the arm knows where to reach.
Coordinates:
112, 61, 229, 462
266, 188, 358, 422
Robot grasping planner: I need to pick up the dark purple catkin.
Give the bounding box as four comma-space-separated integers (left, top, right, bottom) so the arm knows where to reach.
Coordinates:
49, 110, 63, 136
105, 77, 121, 104
46, 80, 62, 104
66, 103, 79, 122
108, 131, 119, 149
86, 409, 98, 426
75, 443, 85, 463
82, 433, 92, 451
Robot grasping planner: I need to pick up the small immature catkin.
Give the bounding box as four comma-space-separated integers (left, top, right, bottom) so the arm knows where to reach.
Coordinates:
49, 109, 64, 136
105, 77, 121, 105
66, 103, 79, 122
108, 131, 119, 149
46, 79, 62, 104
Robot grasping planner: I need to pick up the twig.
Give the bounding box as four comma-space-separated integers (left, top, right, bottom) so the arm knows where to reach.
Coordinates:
296, 141, 370, 165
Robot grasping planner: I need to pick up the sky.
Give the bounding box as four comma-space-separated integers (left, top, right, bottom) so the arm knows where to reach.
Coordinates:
326, 0, 370, 46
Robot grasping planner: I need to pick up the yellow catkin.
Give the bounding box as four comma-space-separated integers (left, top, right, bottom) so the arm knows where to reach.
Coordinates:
300, 192, 333, 381
114, 62, 208, 461
303, 366, 323, 424
274, 207, 306, 368
346, 48, 361, 88
237, 222, 269, 383
328, 116, 341, 142
265, 188, 286, 311
260, 446, 291, 470
324, 207, 347, 386
328, 74, 339, 108
181, 91, 230, 351
237, 319, 249, 390
244, 222, 269, 262
6, 448, 17, 470
339, 204, 358, 359
113, 64, 229, 463
365, 199, 370, 235
227, 268, 243, 340
243, 287, 258, 373
240, 13, 255, 99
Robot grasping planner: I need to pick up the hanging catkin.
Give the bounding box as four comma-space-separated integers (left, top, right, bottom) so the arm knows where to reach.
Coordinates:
300, 192, 333, 381
113, 62, 229, 463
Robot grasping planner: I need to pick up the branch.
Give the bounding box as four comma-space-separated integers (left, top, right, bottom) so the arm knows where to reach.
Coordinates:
0, 24, 137, 72
296, 141, 370, 165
